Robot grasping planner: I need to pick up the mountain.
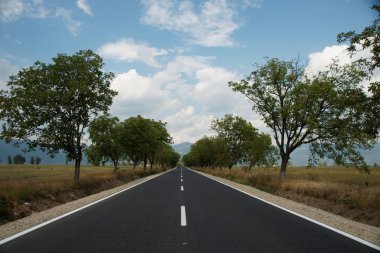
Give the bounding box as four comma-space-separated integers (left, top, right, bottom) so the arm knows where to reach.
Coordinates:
172, 142, 192, 157
290, 143, 380, 166
0, 140, 86, 165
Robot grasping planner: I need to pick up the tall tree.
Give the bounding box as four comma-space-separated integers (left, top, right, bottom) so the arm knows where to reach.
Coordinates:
7, 155, 12, 164
0, 50, 116, 182
242, 133, 278, 171
13, 154, 26, 164
229, 58, 375, 180
30, 156, 35, 164
35, 156, 41, 165
121, 116, 172, 171
211, 114, 258, 174
146, 120, 172, 171
87, 114, 124, 171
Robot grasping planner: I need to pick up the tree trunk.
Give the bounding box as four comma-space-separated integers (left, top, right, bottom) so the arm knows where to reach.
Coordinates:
74, 158, 81, 183
279, 154, 289, 181
133, 160, 137, 173
143, 158, 147, 171
150, 157, 154, 172
113, 160, 118, 172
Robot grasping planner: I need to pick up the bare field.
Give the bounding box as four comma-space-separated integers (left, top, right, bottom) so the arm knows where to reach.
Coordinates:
196, 166, 380, 227
0, 164, 164, 224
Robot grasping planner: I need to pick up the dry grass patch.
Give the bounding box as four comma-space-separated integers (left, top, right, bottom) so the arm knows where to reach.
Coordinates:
0, 164, 166, 224
196, 166, 380, 226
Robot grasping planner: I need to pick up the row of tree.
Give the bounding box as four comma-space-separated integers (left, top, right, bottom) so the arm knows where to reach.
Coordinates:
183, 115, 278, 173
86, 114, 180, 171
0, 50, 179, 182
6, 155, 42, 164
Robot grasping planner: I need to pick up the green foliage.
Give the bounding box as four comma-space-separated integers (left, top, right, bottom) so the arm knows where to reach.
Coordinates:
337, 5, 380, 73
87, 114, 124, 171
120, 115, 176, 170
182, 136, 223, 168
337, 5, 380, 139
183, 115, 277, 170
0, 50, 116, 182
229, 58, 375, 179
211, 114, 259, 169
35, 156, 41, 165
30, 156, 35, 164
13, 154, 26, 164
242, 133, 279, 170
7, 156, 12, 164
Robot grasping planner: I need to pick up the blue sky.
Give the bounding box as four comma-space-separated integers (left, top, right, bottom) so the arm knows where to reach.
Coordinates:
0, 0, 377, 144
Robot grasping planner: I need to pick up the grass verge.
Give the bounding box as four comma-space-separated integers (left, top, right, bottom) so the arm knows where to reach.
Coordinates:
0, 164, 167, 225
194, 166, 380, 227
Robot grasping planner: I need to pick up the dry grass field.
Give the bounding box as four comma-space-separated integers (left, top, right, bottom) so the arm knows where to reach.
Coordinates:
196, 166, 380, 227
0, 164, 165, 224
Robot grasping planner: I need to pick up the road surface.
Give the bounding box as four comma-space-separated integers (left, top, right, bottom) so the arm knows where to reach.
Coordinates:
0, 167, 378, 252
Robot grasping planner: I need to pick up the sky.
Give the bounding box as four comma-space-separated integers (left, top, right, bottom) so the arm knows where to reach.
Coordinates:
0, 0, 378, 144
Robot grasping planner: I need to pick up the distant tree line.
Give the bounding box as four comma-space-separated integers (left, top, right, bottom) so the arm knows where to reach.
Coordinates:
86, 114, 180, 172
7, 155, 41, 165
183, 114, 279, 173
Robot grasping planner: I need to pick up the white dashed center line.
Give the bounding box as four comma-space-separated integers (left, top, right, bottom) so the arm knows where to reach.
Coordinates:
181, 186, 184, 191
181, 206, 187, 226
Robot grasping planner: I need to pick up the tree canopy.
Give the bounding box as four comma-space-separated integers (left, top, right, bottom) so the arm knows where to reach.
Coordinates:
87, 114, 124, 171
0, 50, 116, 182
337, 4, 380, 138
183, 115, 277, 171
229, 58, 375, 180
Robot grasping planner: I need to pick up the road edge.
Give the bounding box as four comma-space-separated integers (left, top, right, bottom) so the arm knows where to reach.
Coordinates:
190, 168, 380, 251
0, 168, 175, 246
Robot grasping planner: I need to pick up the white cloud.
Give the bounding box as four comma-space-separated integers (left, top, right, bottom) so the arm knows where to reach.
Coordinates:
140, 0, 240, 47
98, 39, 167, 68
108, 55, 262, 144
306, 44, 380, 93
110, 69, 181, 119
0, 0, 50, 22
306, 45, 351, 76
76, 0, 93, 16
55, 8, 81, 36
0, 0, 24, 22
193, 66, 242, 113
0, 1, 81, 35
164, 107, 214, 143
0, 58, 19, 89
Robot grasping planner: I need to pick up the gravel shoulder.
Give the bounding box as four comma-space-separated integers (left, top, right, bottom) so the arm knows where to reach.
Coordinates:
1, 168, 379, 247
194, 170, 380, 247
0, 171, 168, 242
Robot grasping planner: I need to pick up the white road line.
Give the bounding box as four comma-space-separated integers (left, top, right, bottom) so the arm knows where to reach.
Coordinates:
181, 206, 187, 226
0, 168, 176, 246
189, 168, 380, 251
181, 179, 183, 182
181, 186, 184, 191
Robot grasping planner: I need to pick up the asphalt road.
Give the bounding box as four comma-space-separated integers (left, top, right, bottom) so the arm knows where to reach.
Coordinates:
0, 167, 378, 253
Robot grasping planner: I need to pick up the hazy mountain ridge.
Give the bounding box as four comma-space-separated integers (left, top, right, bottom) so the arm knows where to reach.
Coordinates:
0, 140, 82, 165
